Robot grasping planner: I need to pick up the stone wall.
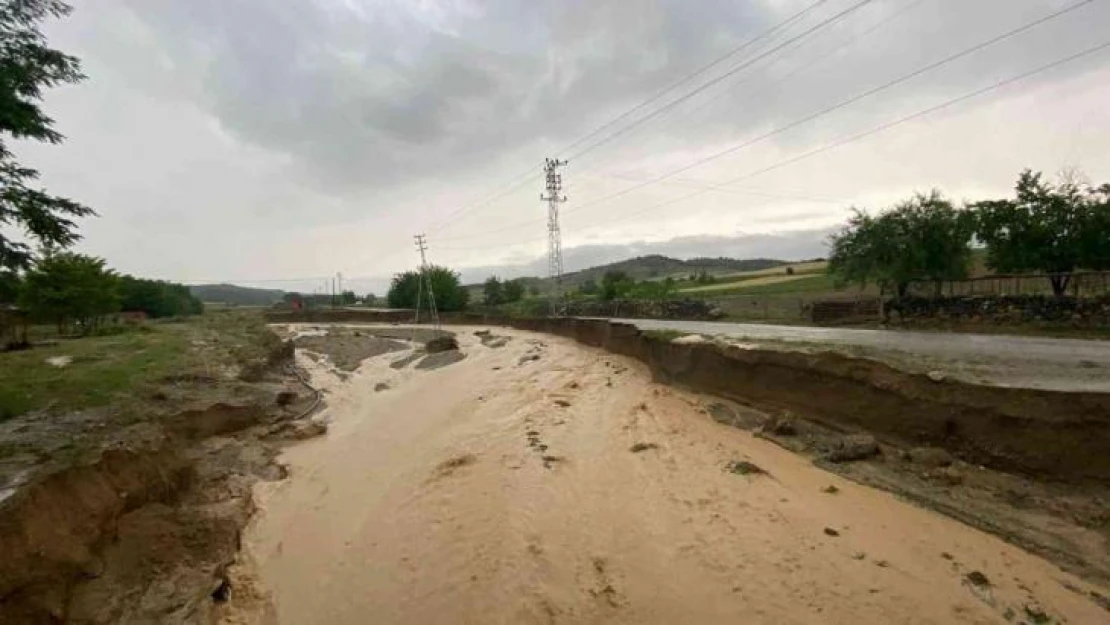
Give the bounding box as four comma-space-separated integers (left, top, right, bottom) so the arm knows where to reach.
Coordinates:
565, 298, 721, 320
888, 295, 1110, 327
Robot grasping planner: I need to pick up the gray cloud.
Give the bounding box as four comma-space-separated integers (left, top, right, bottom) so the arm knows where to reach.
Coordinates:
14, 0, 1110, 287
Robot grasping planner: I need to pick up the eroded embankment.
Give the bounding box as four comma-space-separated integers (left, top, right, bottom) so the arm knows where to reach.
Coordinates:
0, 341, 319, 623
503, 317, 1110, 485
264, 310, 1110, 484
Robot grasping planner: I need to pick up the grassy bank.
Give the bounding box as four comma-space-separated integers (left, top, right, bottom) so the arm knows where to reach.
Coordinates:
0, 310, 276, 421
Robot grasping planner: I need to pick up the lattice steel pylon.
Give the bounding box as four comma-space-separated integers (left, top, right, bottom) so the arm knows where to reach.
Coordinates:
412, 234, 440, 333
541, 158, 568, 316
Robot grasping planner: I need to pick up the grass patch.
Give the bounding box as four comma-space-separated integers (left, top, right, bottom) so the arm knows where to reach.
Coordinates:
692, 273, 839, 297
0, 310, 275, 421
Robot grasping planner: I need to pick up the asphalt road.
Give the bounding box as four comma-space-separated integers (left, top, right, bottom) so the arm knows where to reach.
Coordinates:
610, 318, 1110, 392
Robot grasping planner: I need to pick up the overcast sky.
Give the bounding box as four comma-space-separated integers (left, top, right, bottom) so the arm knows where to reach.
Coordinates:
13, 0, 1110, 294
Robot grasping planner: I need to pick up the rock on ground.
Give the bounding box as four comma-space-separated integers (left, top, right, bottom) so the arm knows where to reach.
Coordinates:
426, 336, 460, 353
825, 434, 880, 463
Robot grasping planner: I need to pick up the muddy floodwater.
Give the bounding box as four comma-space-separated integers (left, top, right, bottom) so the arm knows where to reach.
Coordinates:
221, 326, 1108, 625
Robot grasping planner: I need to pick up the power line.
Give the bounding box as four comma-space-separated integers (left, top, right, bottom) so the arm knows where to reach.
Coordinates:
554, 0, 835, 160
591, 0, 931, 170
562, 0, 879, 163
576, 38, 1110, 231
423, 0, 835, 236
562, 0, 1099, 217
422, 0, 1100, 245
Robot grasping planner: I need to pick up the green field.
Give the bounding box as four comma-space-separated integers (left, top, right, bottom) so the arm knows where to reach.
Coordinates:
0, 311, 276, 421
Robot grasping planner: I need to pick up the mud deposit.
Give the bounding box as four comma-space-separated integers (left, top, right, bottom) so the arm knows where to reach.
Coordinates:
0, 340, 321, 623
224, 324, 1107, 625
294, 330, 407, 371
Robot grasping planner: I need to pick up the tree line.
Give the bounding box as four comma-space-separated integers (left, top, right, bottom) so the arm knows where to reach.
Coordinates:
829, 169, 1110, 298
2, 251, 203, 335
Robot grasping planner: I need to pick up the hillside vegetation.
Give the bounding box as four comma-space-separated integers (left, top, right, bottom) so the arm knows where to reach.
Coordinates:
190, 283, 286, 307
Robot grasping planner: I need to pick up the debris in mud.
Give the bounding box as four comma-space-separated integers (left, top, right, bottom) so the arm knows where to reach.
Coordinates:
606, 377, 613, 387
706, 402, 738, 426
275, 390, 299, 406
491, 366, 502, 371
1023, 604, 1051, 624
762, 412, 798, 436
926, 466, 964, 486
941, 552, 954, 561
270, 419, 327, 441
906, 446, 954, 468
541, 455, 565, 469
726, 460, 766, 476
926, 370, 947, 383
211, 578, 231, 603
416, 350, 466, 370
374, 382, 390, 392
629, 442, 657, 453
637, 402, 647, 410
824, 434, 880, 463
426, 335, 460, 353
822, 485, 840, 494
965, 571, 991, 588
852, 552, 866, 560
1089, 589, 1110, 612
294, 333, 407, 370
518, 354, 541, 365
474, 330, 491, 337
390, 353, 422, 369
567, 381, 579, 389
434, 453, 477, 478
824, 527, 840, 537
554, 399, 571, 407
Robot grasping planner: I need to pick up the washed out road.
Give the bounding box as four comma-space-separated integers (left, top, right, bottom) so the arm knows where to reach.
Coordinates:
224, 326, 1107, 624
610, 318, 1110, 391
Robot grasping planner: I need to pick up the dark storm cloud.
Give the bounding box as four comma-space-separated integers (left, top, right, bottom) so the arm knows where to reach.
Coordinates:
107, 0, 777, 194
105, 0, 1109, 200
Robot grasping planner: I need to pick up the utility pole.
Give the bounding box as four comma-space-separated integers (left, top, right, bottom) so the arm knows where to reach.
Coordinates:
541, 158, 568, 316
413, 234, 440, 331
337, 272, 343, 306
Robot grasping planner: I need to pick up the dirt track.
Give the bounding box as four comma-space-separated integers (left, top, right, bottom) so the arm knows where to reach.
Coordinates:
224, 326, 1108, 624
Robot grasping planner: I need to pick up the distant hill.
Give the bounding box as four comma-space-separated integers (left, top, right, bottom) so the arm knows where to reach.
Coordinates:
189, 283, 286, 307
465, 255, 790, 297
560, 255, 786, 286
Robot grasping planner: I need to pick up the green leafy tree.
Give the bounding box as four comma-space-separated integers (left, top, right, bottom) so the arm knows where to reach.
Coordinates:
339, 290, 357, 305
0, 1, 94, 270
482, 276, 503, 306
19, 252, 119, 333
975, 170, 1108, 295
118, 276, 202, 318
628, 276, 677, 300
363, 293, 377, 307
578, 278, 599, 296
600, 270, 634, 301
0, 269, 19, 304
502, 278, 525, 303
387, 265, 469, 312
829, 191, 974, 297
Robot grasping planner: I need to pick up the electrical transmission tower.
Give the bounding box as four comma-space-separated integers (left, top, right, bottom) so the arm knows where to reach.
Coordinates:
413, 234, 440, 331
541, 158, 568, 316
